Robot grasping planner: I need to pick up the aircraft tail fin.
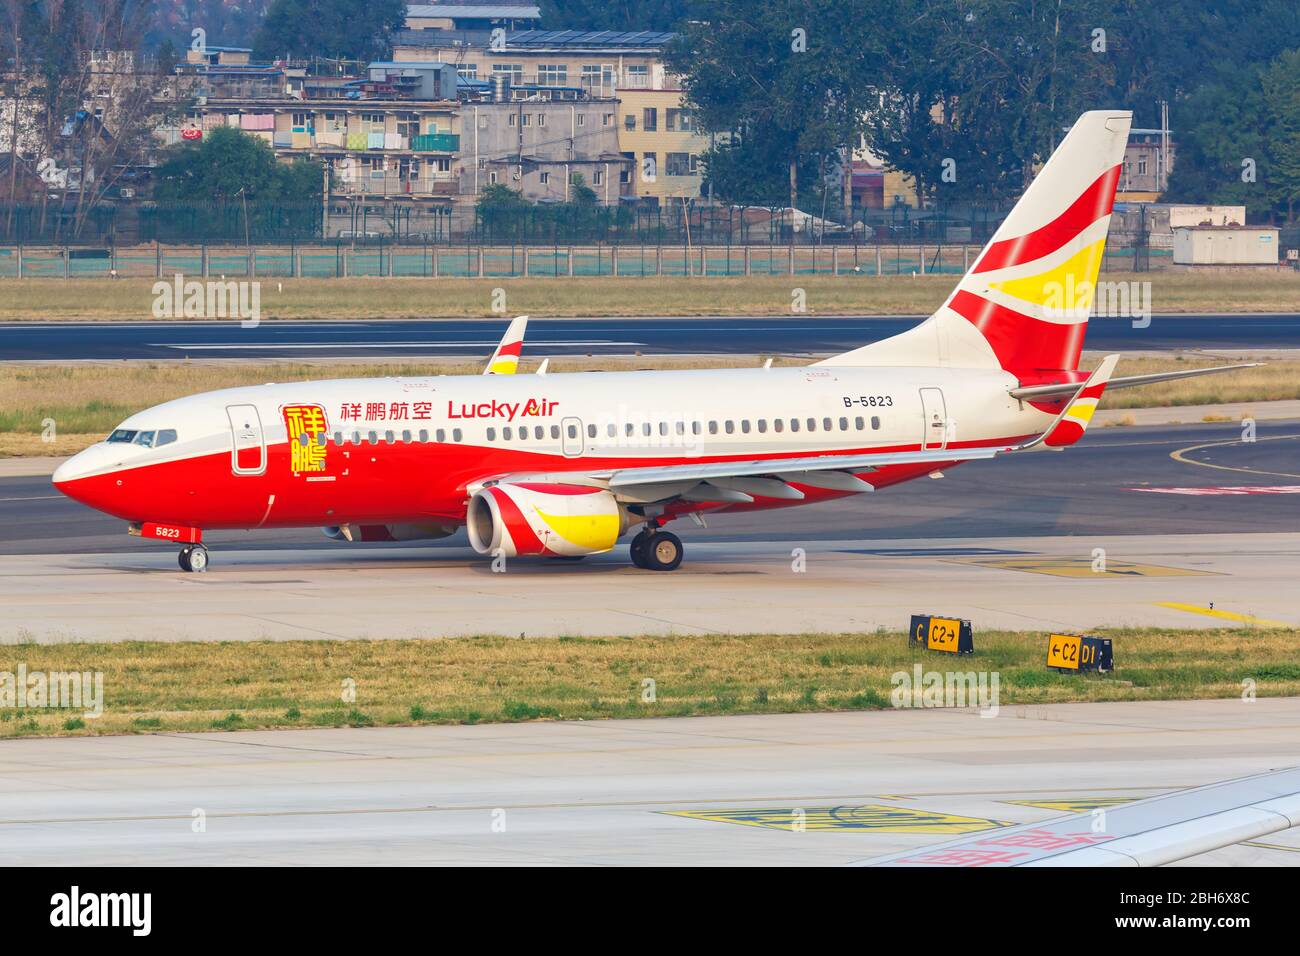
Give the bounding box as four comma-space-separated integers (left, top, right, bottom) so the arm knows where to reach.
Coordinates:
484, 315, 528, 375
819, 110, 1131, 373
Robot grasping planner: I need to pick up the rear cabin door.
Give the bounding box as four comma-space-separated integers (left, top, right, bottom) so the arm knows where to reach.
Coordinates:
919, 388, 948, 450
227, 404, 266, 475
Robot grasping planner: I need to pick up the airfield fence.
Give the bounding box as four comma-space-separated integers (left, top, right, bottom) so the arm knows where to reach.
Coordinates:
0, 235, 1167, 280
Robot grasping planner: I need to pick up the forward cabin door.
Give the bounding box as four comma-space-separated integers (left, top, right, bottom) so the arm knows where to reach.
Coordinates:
919, 388, 948, 450
227, 404, 266, 475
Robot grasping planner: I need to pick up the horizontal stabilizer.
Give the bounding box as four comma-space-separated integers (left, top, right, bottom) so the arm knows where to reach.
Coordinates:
1011, 363, 1259, 401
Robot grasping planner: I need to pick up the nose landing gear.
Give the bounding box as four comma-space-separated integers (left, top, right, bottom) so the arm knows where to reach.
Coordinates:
178, 544, 209, 573
629, 528, 683, 571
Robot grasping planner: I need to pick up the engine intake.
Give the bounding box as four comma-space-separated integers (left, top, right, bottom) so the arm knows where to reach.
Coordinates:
467, 482, 627, 557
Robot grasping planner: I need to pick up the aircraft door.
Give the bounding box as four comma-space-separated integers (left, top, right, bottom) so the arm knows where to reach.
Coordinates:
919, 388, 948, 450
561, 417, 584, 457
227, 404, 266, 475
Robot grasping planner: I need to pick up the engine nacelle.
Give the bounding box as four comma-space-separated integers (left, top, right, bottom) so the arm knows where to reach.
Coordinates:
323, 523, 456, 542
467, 482, 628, 557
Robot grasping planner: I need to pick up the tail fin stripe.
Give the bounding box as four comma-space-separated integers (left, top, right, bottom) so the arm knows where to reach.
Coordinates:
973, 164, 1121, 275
949, 290, 1087, 371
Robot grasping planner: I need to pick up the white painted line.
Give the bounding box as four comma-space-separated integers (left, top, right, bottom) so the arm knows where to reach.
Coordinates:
0, 495, 63, 501
147, 340, 645, 350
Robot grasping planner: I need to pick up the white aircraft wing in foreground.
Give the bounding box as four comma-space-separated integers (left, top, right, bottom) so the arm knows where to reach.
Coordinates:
855, 765, 1300, 867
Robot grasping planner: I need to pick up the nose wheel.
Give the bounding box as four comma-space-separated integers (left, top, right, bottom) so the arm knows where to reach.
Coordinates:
630, 529, 683, 571
178, 544, 209, 573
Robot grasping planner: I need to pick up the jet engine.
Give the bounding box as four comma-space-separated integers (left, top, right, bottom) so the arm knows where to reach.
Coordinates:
466, 482, 628, 557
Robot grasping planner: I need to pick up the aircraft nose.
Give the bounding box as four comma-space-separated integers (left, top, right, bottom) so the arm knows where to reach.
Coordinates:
52, 444, 126, 503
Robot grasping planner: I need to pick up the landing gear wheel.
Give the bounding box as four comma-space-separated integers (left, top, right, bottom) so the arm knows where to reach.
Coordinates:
179, 544, 209, 573
629, 530, 653, 568
642, 531, 683, 572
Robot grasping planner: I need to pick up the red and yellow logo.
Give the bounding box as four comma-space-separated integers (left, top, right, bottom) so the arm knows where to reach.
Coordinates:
283, 404, 328, 474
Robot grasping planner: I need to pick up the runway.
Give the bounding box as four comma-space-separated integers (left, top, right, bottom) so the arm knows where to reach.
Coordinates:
4, 313, 1300, 360
3, 420, 1298, 642
1, 700, 1297, 865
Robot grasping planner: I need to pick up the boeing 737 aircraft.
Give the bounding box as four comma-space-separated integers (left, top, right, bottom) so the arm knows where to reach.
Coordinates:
53, 111, 1250, 572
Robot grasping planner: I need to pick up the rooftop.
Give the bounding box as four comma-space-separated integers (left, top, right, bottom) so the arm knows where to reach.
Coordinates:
406, 4, 540, 18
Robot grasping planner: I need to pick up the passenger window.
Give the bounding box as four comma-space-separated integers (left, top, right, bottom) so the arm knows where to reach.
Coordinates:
551, 425, 560, 439
708, 421, 718, 435
156, 429, 178, 447
691, 421, 701, 435
823, 417, 833, 431
418, 429, 429, 443
807, 418, 816, 432
839, 417, 849, 431
368, 431, 379, 445
503, 427, 513, 440
587, 424, 596, 438
757, 420, 767, 433
518, 429, 528, 442
384, 430, 395, 444
402, 429, 412, 443
316, 433, 327, 447
606, 424, 616, 438
535, 426, 544, 439
452, 428, 463, 441
351, 430, 362, 445
642, 423, 651, 436
871, 416, 881, 430
725, 421, 735, 434
625, 423, 635, 437
435, 428, 445, 442
741, 420, 751, 434
774, 420, 783, 433
789, 419, 799, 432
855, 417, 864, 430
567, 424, 577, 439
333, 431, 343, 445
486, 427, 496, 441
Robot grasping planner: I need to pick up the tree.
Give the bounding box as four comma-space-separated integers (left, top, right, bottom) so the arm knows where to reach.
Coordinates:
252, 0, 405, 62
665, 0, 869, 213
155, 126, 322, 203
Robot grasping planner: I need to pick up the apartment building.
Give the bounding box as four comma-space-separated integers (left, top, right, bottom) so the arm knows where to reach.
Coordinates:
392, 26, 708, 202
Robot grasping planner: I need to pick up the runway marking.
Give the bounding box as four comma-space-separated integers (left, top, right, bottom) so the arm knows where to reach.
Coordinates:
0, 495, 61, 501
147, 340, 644, 350
952, 557, 1213, 578
1005, 797, 1137, 812
1169, 433, 1300, 480
1155, 602, 1290, 628
1128, 485, 1300, 495
662, 805, 1008, 833
1241, 840, 1300, 853
839, 547, 1030, 557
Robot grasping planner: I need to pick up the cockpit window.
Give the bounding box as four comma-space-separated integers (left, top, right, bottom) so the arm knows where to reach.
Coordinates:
109, 429, 177, 448
155, 429, 178, 448
107, 429, 138, 443
134, 430, 157, 447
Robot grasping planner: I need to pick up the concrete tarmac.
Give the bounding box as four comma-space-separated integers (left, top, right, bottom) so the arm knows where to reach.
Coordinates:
1, 700, 1296, 865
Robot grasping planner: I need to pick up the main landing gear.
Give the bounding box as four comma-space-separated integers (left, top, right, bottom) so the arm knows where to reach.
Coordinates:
178, 544, 209, 573
629, 528, 683, 571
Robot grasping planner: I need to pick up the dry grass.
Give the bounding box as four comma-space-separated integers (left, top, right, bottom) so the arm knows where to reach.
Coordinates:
0, 271, 1298, 320
2, 627, 1296, 737
2, 354, 1292, 457
1080, 355, 1300, 408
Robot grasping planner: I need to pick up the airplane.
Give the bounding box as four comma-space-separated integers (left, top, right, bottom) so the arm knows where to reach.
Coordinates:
53, 110, 1253, 573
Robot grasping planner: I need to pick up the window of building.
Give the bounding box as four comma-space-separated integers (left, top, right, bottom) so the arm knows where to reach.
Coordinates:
489, 171, 498, 184
665, 152, 694, 176
539, 171, 550, 184
537, 113, 546, 127
521, 113, 531, 127
602, 112, 614, 126
508, 113, 517, 127
457, 65, 478, 81
666, 108, 693, 132
642, 107, 658, 131
592, 170, 604, 186
624, 65, 648, 87
537, 64, 568, 85
576, 113, 585, 127
493, 63, 523, 83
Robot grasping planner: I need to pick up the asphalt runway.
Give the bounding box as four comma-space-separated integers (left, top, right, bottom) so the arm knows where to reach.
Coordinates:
2, 701, 1297, 865
4, 313, 1300, 360
3, 420, 1298, 641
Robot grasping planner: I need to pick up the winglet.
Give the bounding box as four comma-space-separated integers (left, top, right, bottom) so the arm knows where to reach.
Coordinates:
1041, 353, 1118, 448
484, 315, 528, 375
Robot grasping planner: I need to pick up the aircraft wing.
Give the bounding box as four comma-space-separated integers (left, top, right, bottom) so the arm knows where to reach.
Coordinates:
483, 315, 528, 374
854, 765, 1300, 867
1009, 363, 1258, 401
